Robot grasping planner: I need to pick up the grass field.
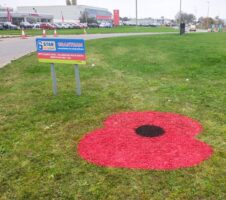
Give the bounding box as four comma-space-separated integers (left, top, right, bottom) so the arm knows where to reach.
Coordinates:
0, 33, 226, 199
0, 26, 176, 36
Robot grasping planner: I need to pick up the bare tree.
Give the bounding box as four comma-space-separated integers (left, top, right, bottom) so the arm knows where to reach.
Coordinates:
66, 0, 77, 5
71, 0, 77, 5
66, 0, 71, 5
198, 17, 214, 29
215, 16, 224, 25
198, 16, 224, 29
175, 12, 196, 24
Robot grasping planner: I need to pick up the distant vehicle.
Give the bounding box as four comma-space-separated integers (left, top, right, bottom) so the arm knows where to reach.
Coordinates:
33, 23, 41, 29
3, 22, 19, 30
70, 23, 82, 29
189, 25, 197, 32
53, 23, 62, 29
99, 22, 113, 28
61, 23, 71, 29
54, 23, 65, 29
88, 23, 99, 28
0, 24, 3, 30
124, 21, 136, 26
80, 23, 88, 28
20, 21, 33, 29
40, 23, 56, 30
68, 23, 78, 29
140, 22, 150, 27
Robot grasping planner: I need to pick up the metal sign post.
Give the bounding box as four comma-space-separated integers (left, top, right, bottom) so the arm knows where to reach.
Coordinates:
50, 63, 57, 95
74, 64, 81, 96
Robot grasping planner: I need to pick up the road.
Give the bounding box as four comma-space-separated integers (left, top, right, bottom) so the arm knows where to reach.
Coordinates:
0, 32, 177, 68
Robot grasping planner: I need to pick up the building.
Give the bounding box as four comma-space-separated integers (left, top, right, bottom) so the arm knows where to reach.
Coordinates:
0, 6, 53, 25
124, 18, 174, 26
0, 6, 13, 12
17, 5, 112, 23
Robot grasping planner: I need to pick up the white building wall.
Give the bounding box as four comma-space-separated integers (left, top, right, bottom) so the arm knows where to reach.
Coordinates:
17, 5, 109, 23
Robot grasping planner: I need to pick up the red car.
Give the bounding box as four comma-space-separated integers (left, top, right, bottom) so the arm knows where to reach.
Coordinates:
40, 23, 56, 30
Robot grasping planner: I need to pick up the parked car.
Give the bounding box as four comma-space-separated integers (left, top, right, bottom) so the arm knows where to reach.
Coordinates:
189, 25, 197, 32
124, 21, 136, 26
88, 23, 99, 28
54, 23, 64, 29
62, 23, 71, 29
71, 23, 82, 29
0, 23, 3, 30
99, 22, 113, 28
53, 23, 63, 29
80, 23, 88, 28
20, 22, 33, 29
33, 23, 41, 29
3, 22, 19, 30
68, 23, 75, 29
40, 23, 56, 30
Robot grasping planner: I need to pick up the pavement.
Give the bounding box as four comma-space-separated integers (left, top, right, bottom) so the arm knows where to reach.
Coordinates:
0, 32, 181, 69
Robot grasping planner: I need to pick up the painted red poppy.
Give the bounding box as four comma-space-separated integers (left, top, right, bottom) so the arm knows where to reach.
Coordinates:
78, 112, 213, 170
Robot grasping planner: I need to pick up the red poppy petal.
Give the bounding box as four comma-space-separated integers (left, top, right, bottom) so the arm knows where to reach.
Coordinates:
78, 128, 213, 170
104, 112, 202, 137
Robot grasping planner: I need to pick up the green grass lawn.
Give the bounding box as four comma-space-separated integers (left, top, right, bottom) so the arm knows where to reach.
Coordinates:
0, 33, 226, 199
0, 26, 176, 36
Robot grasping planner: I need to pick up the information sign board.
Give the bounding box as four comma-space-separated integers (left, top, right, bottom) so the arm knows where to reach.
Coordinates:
36, 38, 86, 65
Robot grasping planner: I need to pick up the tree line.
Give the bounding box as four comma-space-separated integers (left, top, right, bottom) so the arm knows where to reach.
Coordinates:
175, 12, 224, 28
66, 0, 77, 5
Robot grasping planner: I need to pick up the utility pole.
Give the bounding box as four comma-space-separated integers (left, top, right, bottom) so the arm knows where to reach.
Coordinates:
179, 0, 182, 35
207, 1, 210, 17
136, 0, 138, 26
207, 1, 210, 29
179, 0, 182, 24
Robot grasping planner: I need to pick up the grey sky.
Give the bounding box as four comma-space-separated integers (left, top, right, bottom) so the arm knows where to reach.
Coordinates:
1, 0, 226, 19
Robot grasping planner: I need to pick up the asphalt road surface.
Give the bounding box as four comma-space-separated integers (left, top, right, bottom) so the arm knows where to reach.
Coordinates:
0, 32, 177, 68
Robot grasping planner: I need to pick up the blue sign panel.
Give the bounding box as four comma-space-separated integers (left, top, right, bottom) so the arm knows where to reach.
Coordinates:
36, 38, 86, 64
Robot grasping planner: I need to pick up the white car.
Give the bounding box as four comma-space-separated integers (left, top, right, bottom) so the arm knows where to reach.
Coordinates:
56, 23, 69, 29
99, 22, 113, 28
54, 23, 63, 29
189, 25, 197, 32
33, 23, 41, 29
3, 22, 19, 30
62, 23, 71, 29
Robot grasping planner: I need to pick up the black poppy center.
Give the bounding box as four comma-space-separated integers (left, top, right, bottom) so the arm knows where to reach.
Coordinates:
135, 125, 165, 138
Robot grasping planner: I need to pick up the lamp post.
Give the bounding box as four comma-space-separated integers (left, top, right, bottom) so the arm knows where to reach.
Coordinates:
179, 0, 182, 34
207, 1, 210, 29
136, 0, 138, 26
207, 1, 210, 17
180, 0, 182, 23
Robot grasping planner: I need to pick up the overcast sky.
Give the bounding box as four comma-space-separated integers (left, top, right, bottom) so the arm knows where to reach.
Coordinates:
1, 0, 226, 19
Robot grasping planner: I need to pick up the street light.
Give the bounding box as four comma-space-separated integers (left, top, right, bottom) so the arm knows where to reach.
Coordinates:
207, 1, 210, 17
179, 0, 182, 25
207, 1, 210, 29
179, 0, 184, 35
136, 0, 138, 26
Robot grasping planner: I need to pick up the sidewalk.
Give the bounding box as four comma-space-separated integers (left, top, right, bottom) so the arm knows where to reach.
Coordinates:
0, 35, 22, 38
